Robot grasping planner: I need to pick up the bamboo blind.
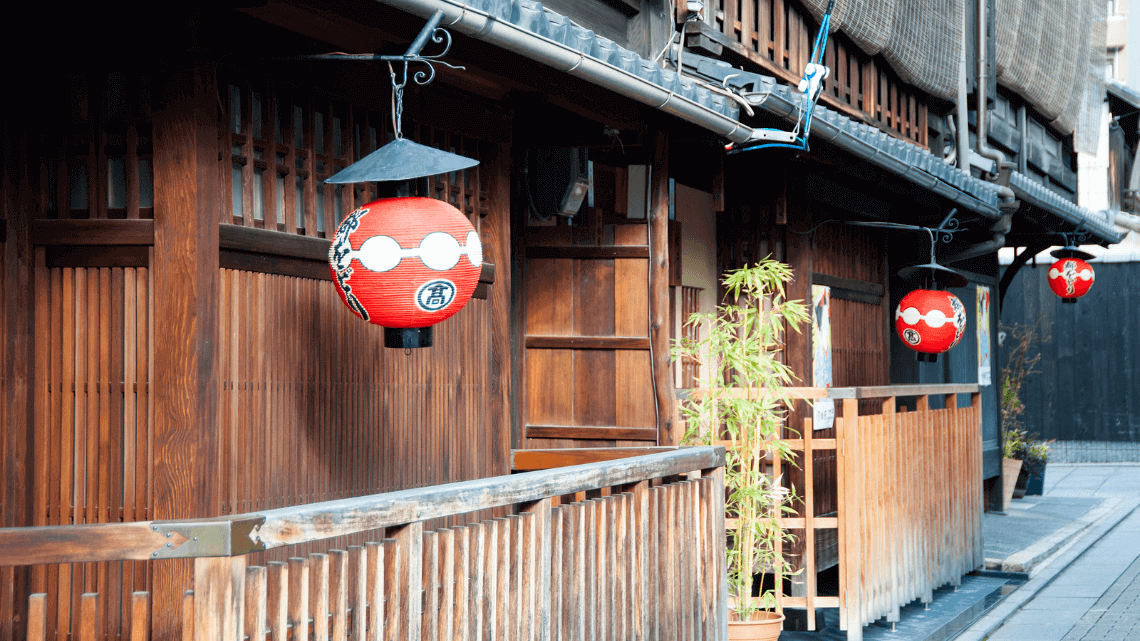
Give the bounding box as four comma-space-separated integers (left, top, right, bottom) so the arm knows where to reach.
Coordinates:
706, 0, 929, 147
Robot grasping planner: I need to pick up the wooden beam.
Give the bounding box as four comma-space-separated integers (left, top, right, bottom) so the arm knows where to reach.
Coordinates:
811, 272, 885, 306
511, 447, 683, 470
524, 336, 650, 350
218, 223, 328, 261
525, 246, 649, 259
827, 384, 980, 399
679, 387, 830, 400
150, 60, 221, 641
649, 129, 677, 445
525, 425, 659, 441
31, 219, 154, 246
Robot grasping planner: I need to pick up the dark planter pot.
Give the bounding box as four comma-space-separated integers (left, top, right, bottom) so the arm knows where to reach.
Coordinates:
1013, 466, 1028, 499
1025, 465, 1046, 496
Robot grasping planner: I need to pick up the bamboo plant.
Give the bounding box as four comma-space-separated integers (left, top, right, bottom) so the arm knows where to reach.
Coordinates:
673, 260, 809, 619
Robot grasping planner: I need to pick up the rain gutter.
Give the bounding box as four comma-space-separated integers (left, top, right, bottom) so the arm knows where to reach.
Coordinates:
379, 0, 1008, 218
377, 0, 757, 143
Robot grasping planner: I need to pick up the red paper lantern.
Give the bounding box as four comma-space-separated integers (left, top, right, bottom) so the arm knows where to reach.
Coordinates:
1048, 258, 1094, 303
329, 197, 482, 345
895, 289, 967, 355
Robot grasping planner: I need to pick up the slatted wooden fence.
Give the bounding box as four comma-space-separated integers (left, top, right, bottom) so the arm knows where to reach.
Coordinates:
831, 391, 984, 641
678, 385, 983, 641
7, 447, 728, 641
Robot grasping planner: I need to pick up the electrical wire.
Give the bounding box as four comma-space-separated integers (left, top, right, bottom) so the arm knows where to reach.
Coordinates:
727, 0, 835, 155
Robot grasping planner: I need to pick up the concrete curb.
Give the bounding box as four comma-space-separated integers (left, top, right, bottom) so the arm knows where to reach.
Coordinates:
952, 498, 1140, 641
1001, 498, 1123, 575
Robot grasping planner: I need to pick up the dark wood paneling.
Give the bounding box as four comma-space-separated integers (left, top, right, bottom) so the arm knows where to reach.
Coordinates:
45, 246, 150, 269
219, 249, 331, 281
219, 224, 329, 261
511, 448, 683, 471
525, 426, 658, 441
525, 246, 649, 259
525, 336, 650, 350
32, 220, 154, 246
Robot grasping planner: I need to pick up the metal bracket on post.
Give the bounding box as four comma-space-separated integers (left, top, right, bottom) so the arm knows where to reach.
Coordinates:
148, 517, 266, 559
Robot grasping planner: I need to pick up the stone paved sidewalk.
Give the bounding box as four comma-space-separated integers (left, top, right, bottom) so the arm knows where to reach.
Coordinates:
1061, 556, 1140, 641
984, 493, 1140, 641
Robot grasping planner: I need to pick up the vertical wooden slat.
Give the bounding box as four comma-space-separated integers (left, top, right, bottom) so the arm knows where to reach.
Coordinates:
438, 529, 455, 641
348, 547, 368, 641
28, 594, 47, 641
265, 562, 287, 641
452, 527, 470, 641
561, 504, 583, 641
182, 590, 194, 641
245, 565, 267, 641
389, 523, 423, 641
312, 553, 331, 641
129, 592, 150, 641
330, 550, 348, 641
288, 558, 310, 641
422, 532, 439, 641
381, 539, 403, 641
494, 519, 510, 641
520, 499, 551, 641
549, 510, 563, 641
193, 557, 246, 641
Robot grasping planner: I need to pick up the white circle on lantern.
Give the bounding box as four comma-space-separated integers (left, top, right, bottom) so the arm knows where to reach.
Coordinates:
898, 307, 950, 328
356, 235, 402, 272
419, 232, 462, 271
903, 328, 921, 346
416, 279, 457, 312
467, 230, 483, 267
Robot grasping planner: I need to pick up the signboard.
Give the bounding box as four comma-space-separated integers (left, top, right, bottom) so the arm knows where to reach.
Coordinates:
811, 285, 834, 430
977, 284, 992, 386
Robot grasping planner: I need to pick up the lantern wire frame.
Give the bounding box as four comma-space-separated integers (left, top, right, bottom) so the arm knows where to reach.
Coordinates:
290, 9, 481, 184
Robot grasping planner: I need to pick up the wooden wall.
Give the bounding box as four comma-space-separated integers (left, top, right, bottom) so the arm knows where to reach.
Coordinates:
4, 65, 515, 641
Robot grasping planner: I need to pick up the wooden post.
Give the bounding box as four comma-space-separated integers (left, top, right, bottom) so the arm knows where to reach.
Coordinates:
2, 120, 34, 641
387, 522, 424, 641
520, 498, 552, 641
193, 557, 246, 641
882, 397, 900, 623
649, 129, 677, 445
482, 141, 513, 466
151, 58, 222, 639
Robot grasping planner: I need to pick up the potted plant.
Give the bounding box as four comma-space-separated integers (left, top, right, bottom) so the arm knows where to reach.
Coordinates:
999, 319, 1049, 506
673, 260, 809, 640
1007, 428, 1051, 497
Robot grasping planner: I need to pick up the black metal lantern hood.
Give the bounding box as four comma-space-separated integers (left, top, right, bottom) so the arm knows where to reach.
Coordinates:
294, 9, 479, 184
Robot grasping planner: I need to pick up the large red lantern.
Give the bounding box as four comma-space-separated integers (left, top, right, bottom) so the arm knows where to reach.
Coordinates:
329, 197, 482, 348
895, 289, 967, 358
1047, 258, 1094, 303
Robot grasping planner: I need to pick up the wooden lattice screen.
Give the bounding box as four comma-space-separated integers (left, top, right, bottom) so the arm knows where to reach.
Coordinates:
221, 72, 485, 238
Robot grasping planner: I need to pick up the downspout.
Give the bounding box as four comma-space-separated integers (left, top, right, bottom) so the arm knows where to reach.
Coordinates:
956, 1, 971, 171
1017, 105, 1029, 175
944, 0, 1018, 266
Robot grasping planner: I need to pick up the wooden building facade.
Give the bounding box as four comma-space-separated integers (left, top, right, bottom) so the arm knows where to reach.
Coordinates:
0, 0, 1124, 639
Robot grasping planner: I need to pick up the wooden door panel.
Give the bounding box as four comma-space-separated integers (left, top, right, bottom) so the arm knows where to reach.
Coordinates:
524, 258, 573, 335
522, 220, 657, 444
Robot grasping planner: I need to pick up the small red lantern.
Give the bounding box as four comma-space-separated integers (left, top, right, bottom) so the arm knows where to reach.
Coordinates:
329, 197, 482, 348
895, 289, 967, 357
1047, 258, 1094, 303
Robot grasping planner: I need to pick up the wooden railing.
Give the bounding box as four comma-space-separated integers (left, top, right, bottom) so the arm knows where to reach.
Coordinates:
827, 386, 983, 641
678, 384, 983, 641
2, 447, 727, 641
